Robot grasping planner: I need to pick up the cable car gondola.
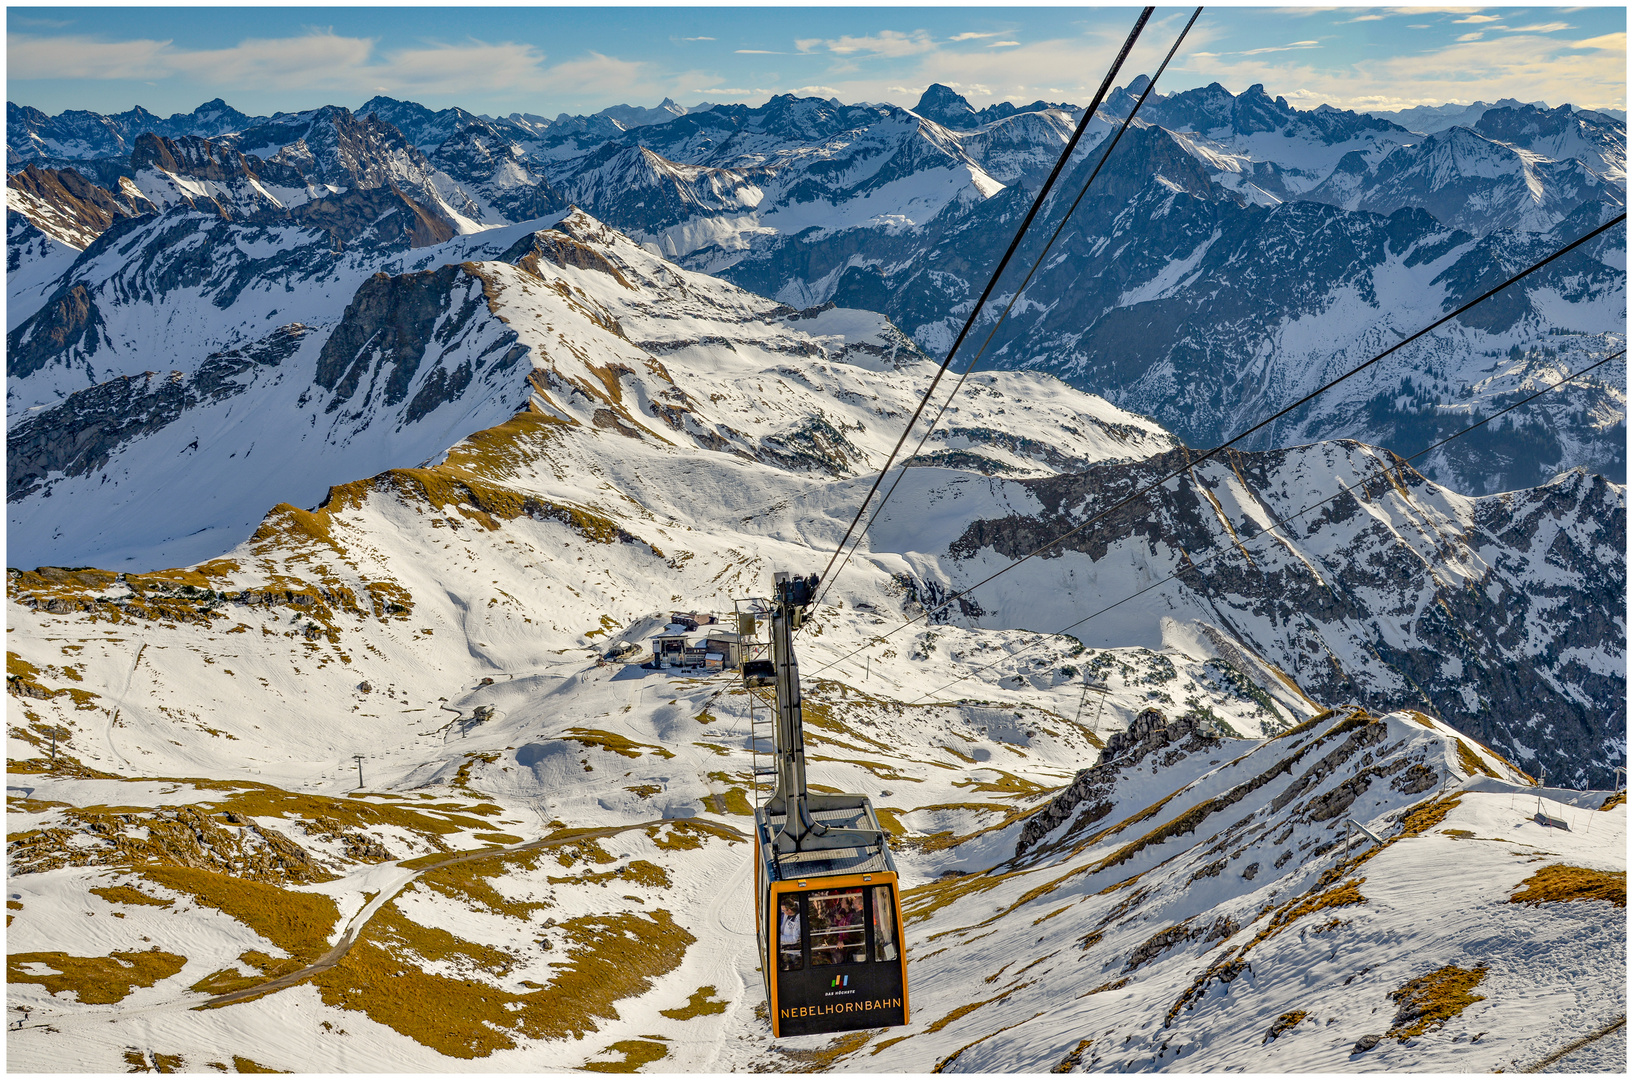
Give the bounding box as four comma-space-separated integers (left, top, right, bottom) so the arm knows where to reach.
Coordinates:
745, 572, 908, 1038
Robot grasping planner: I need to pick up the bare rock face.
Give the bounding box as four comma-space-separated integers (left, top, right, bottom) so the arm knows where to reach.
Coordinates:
7, 325, 311, 501
1014, 709, 1219, 858
314, 264, 527, 423
6, 164, 155, 247
950, 444, 1625, 789
7, 804, 332, 883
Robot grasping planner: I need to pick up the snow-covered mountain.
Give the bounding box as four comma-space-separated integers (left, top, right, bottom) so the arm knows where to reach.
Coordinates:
871, 440, 1625, 788
6, 149, 1625, 1069
1367, 97, 1626, 135
8, 84, 1624, 498
725, 124, 1625, 495
6, 97, 263, 165
5, 164, 156, 249
1304, 124, 1620, 234
8, 203, 1623, 781
5, 208, 1170, 572
1134, 82, 1421, 200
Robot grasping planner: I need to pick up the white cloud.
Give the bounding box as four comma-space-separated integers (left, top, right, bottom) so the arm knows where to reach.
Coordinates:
1572, 32, 1627, 52
795, 30, 936, 58
1342, 15, 1386, 23
949, 32, 1002, 42
1501, 23, 1574, 34
1168, 28, 1626, 114
682, 37, 715, 42
8, 33, 179, 80
988, 41, 1021, 49
6, 30, 675, 104
1238, 41, 1321, 57
1457, 32, 1484, 42
735, 50, 782, 55
1453, 14, 1503, 24
358, 40, 554, 95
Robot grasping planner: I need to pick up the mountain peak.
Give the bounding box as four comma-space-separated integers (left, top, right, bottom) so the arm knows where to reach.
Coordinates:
914, 83, 980, 128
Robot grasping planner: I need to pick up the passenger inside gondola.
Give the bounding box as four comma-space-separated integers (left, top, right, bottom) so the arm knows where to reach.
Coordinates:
778, 898, 803, 970
808, 888, 867, 965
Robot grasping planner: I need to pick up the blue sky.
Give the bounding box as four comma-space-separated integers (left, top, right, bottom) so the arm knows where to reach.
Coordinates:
7, 5, 1626, 120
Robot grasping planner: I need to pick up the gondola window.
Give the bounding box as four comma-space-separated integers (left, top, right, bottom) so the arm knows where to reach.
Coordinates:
808, 888, 867, 965
778, 897, 804, 970
871, 885, 899, 962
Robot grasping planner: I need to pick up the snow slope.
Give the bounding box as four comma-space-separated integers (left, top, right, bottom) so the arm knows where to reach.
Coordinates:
6, 209, 1173, 573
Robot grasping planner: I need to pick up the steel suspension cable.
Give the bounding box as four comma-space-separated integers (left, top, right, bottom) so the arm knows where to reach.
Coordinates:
811, 6, 1156, 597
813, 7, 1204, 609
807, 211, 1627, 675
905, 348, 1624, 703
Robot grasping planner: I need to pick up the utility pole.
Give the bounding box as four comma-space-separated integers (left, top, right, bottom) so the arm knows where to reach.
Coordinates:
353, 754, 365, 791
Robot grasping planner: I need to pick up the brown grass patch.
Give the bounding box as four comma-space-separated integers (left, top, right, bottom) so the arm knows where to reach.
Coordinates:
311, 904, 693, 1057
419, 860, 552, 919
932, 1010, 1045, 1073
953, 769, 1049, 796
1454, 739, 1499, 779
1271, 708, 1339, 740
190, 951, 303, 997
564, 728, 675, 760
1263, 1010, 1308, 1043
1050, 1037, 1093, 1073
1398, 795, 1461, 838
776, 1029, 873, 1071
8, 947, 187, 1003
121, 1048, 187, 1073
924, 981, 1030, 1034
1247, 878, 1366, 950
1387, 964, 1487, 1040
702, 771, 754, 817
230, 1056, 286, 1073
440, 411, 572, 482
583, 1039, 670, 1072
1509, 864, 1626, 908
902, 869, 1009, 925
643, 819, 745, 851
138, 865, 339, 963
473, 832, 524, 845
1081, 977, 1129, 998
1600, 791, 1626, 811
91, 884, 174, 908
659, 984, 728, 1019
808, 753, 925, 783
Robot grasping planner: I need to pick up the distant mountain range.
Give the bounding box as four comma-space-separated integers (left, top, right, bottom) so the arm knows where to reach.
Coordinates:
8, 80, 1625, 501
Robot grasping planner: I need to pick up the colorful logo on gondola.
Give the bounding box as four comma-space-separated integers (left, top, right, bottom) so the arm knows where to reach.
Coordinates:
829, 975, 849, 988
